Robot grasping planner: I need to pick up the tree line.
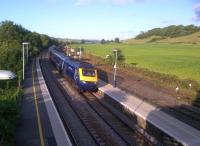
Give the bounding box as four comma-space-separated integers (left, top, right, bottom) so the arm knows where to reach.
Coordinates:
101, 37, 120, 44
135, 25, 200, 39
0, 20, 59, 145
0, 20, 58, 82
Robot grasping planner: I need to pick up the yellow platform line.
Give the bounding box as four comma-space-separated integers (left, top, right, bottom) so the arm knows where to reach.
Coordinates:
32, 61, 45, 146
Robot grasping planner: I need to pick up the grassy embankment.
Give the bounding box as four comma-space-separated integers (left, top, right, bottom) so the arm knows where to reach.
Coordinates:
72, 42, 200, 100
73, 43, 200, 83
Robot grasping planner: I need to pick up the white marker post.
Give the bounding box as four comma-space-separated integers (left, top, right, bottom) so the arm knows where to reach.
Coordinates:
113, 49, 118, 88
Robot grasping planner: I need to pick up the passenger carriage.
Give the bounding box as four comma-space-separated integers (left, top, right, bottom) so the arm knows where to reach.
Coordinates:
49, 46, 98, 92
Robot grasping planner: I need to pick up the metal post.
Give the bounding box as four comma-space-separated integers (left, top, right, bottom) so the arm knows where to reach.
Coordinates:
23, 44, 25, 80
113, 49, 118, 88
67, 46, 68, 56
26, 44, 29, 61
22, 42, 29, 80
79, 47, 82, 59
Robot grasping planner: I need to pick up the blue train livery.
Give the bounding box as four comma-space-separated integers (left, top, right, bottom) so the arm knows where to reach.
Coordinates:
49, 45, 98, 92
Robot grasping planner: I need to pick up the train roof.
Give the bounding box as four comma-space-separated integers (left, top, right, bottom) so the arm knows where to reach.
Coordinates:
63, 56, 94, 69
50, 48, 68, 61
50, 46, 94, 69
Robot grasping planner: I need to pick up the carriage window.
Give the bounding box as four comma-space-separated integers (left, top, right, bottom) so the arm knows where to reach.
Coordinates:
82, 69, 96, 77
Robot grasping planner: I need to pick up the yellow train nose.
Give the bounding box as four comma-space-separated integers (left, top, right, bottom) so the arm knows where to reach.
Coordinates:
79, 68, 98, 82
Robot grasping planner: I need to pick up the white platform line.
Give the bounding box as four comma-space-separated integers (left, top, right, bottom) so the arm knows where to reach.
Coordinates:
36, 57, 72, 146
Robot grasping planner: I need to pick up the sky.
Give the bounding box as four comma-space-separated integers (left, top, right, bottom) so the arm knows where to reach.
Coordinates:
0, 0, 200, 40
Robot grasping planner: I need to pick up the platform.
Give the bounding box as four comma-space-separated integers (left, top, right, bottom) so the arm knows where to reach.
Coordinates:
97, 80, 200, 146
15, 58, 72, 146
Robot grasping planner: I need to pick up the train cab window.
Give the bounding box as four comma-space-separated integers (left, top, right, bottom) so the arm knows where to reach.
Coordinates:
82, 69, 96, 77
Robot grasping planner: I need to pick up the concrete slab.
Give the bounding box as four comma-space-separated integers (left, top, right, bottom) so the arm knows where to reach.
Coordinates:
36, 57, 72, 146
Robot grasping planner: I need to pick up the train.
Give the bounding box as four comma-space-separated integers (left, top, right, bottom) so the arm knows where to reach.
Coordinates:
48, 45, 98, 92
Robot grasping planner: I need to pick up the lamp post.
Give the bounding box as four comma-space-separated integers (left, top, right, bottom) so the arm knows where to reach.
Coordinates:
113, 49, 118, 88
67, 46, 69, 56
79, 47, 82, 59
106, 55, 110, 59
22, 42, 29, 80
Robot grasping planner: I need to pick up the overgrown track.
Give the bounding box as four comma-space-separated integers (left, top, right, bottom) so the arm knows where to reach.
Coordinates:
163, 104, 200, 130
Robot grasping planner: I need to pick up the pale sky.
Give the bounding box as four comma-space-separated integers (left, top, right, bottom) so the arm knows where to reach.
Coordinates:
0, 0, 200, 40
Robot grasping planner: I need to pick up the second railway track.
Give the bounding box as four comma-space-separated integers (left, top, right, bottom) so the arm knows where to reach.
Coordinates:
40, 51, 159, 146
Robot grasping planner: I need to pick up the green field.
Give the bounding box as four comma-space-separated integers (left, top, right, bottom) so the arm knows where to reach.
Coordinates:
72, 43, 200, 83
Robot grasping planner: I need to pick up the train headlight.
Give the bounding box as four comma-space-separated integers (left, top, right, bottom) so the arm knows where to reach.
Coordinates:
82, 81, 86, 84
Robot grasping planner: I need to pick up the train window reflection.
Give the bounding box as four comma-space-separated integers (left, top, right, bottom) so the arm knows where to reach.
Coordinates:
82, 69, 96, 77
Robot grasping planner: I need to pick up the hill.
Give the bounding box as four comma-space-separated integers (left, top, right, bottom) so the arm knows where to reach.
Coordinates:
135, 25, 200, 39
124, 31, 200, 44
157, 31, 200, 44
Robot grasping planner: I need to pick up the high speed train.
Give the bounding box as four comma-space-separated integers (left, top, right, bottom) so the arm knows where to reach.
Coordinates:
49, 46, 98, 92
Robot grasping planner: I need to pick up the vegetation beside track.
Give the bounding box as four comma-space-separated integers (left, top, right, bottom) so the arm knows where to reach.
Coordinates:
71, 43, 200, 102
72, 43, 200, 83
0, 88, 22, 146
0, 20, 58, 145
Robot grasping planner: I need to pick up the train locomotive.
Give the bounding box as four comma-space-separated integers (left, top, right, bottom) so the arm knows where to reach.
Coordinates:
49, 46, 98, 92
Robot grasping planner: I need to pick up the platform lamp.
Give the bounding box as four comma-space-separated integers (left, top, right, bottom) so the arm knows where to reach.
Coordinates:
22, 42, 29, 80
112, 49, 118, 88
0, 70, 16, 80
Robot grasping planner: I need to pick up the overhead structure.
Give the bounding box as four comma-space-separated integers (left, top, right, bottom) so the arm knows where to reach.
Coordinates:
0, 70, 16, 80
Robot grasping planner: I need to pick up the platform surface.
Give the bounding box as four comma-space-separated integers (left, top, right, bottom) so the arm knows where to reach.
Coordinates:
98, 80, 200, 146
15, 58, 72, 146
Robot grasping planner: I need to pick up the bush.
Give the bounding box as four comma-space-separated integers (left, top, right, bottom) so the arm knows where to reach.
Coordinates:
0, 88, 22, 146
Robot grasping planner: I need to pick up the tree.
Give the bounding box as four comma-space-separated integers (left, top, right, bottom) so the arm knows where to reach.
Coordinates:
114, 37, 120, 43
115, 49, 125, 62
106, 49, 125, 65
101, 39, 106, 44
40, 34, 50, 48
81, 39, 85, 44
135, 25, 200, 39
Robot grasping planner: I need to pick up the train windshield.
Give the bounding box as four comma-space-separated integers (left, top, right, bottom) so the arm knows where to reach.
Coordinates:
82, 69, 96, 77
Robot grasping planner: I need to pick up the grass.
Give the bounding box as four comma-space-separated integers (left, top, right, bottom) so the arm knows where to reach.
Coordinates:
72, 43, 200, 83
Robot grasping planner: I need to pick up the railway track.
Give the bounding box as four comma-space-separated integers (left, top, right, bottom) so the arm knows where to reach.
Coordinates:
163, 104, 200, 130
40, 54, 97, 146
97, 58, 200, 133
40, 52, 157, 146
82, 91, 157, 145
41, 56, 126, 146
40, 52, 200, 146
